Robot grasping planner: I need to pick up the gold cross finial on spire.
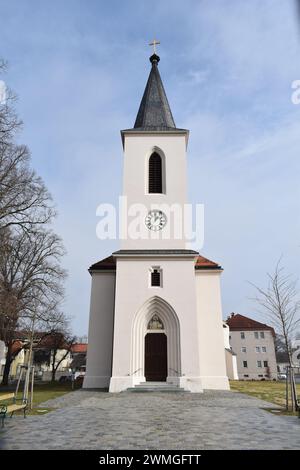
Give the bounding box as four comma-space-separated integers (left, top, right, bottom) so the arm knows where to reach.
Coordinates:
149, 39, 160, 54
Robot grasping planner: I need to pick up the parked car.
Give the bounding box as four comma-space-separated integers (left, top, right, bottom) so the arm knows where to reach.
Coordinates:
277, 373, 287, 380
58, 375, 72, 383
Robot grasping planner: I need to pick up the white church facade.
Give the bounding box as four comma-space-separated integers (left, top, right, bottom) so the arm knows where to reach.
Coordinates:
83, 51, 230, 393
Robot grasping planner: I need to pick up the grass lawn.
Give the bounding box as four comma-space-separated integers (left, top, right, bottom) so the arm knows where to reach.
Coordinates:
230, 380, 300, 413
0, 381, 80, 415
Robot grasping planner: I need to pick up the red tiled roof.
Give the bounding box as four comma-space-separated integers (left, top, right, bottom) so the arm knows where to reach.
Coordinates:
11, 333, 78, 351
226, 313, 275, 337
37, 334, 66, 349
14, 331, 45, 340
89, 254, 221, 271
11, 340, 23, 355
71, 343, 87, 353
195, 255, 221, 270
89, 255, 116, 271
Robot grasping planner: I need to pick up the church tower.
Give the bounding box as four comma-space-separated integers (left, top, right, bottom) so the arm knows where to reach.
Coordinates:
84, 50, 229, 393
119, 52, 190, 251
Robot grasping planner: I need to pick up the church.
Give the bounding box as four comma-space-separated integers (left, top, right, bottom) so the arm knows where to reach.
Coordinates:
83, 47, 229, 393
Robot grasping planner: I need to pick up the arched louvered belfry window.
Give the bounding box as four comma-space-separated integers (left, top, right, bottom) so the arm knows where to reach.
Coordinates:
148, 152, 162, 193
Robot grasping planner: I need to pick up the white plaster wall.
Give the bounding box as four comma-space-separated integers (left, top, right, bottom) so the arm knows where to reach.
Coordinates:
292, 348, 300, 366
109, 256, 202, 392
121, 134, 189, 250
223, 322, 238, 380
223, 322, 231, 349
195, 271, 229, 390
83, 272, 116, 389
49, 350, 71, 371
232, 354, 239, 380
277, 363, 289, 373
225, 350, 239, 380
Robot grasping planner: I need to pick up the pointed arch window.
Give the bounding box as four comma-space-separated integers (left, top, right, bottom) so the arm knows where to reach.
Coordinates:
148, 152, 162, 193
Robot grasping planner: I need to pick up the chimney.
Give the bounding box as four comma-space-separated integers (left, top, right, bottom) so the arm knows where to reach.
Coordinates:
226, 312, 235, 321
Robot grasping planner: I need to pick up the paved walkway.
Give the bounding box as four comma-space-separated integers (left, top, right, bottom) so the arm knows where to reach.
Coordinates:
0, 390, 299, 450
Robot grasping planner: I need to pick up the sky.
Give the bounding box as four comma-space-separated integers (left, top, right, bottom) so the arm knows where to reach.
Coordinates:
1, 0, 300, 335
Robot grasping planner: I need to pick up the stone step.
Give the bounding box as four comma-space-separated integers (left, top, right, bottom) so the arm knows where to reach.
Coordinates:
126, 387, 187, 393
135, 383, 178, 387
125, 382, 189, 393
135, 382, 172, 386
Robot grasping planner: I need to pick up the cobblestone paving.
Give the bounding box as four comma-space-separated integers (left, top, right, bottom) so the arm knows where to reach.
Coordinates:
0, 390, 299, 450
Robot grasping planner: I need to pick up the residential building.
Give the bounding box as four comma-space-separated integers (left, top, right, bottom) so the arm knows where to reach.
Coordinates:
226, 313, 277, 380
0, 336, 88, 382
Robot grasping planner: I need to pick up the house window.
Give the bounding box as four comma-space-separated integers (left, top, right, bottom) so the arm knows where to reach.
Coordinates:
260, 332, 265, 339
149, 152, 162, 193
255, 346, 260, 353
262, 346, 267, 353
241, 332, 245, 340
258, 374, 263, 377
263, 361, 268, 368
241, 347, 247, 353
254, 332, 259, 339
243, 361, 248, 368
257, 360, 262, 368
243, 374, 249, 377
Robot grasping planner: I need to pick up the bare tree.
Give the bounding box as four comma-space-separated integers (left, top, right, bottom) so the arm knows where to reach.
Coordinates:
0, 59, 68, 391
0, 227, 67, 385
251, 259, 300, 366
0, 145, 55, 231
0, 60, 55, 232
46, 328, 76, 382
0, 60, 20, 146
251, 259, 300, 410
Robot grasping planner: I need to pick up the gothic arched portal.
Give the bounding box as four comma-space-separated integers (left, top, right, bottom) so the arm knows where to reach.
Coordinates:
131, 296, 181, 381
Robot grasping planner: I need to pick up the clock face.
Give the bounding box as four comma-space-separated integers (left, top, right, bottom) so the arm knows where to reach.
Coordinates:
145, 210, 167, 231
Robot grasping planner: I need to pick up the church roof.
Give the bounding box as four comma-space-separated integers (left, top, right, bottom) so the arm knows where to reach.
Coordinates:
120, 54, 189, 146
133, 54, 176, 131
89, 255, 116, 271
226, 313, 275, 337
89, 254, 222, 273
194, 255, 222, 270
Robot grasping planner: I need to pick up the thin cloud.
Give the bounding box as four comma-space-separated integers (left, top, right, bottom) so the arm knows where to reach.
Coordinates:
1, 0, 299, 333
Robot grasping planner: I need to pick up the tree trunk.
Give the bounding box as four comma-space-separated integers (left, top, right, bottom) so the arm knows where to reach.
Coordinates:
283, 332, 292, 367
1, 342, 13, 386
51, 350, 57, 382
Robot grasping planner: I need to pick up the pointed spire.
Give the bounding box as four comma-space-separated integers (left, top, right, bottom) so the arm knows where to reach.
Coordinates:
133, 54, 176, 130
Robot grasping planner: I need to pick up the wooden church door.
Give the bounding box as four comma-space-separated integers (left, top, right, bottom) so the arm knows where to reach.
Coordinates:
145, 333, 167, 381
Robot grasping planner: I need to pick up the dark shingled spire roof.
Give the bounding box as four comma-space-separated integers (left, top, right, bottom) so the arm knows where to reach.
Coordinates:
133, 54, 176, 131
